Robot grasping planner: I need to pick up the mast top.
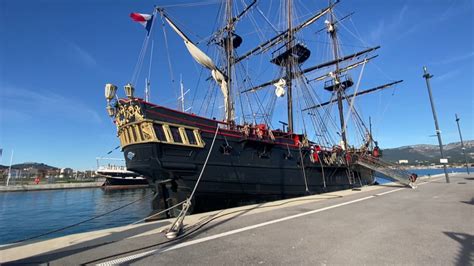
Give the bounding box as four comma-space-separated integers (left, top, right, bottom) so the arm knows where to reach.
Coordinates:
423, 66, 433, 78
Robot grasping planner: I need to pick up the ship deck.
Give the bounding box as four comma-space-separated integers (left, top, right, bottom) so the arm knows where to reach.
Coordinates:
1, 173, 472, 265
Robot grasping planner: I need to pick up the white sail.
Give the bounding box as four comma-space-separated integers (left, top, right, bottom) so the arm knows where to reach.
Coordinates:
162, 15, 232, 120
183, 41, 216, 70
211, 69, 233, 120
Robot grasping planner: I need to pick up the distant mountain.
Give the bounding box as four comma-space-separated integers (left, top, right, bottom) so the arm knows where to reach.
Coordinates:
10, 162, 59, 170
382, 140, 474, 164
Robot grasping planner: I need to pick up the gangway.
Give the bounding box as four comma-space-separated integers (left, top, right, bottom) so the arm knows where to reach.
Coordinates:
354, 155, 415, 187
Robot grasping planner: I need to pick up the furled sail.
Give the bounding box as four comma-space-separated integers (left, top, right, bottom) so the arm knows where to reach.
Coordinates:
273, 78, 286, 97
161, 12, 233, 120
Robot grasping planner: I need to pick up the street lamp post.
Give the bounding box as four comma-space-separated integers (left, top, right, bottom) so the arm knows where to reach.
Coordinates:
455, 114, 470, 175
422, 66, 449, 183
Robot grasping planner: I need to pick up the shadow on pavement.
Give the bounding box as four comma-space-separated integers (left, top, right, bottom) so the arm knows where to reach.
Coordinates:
443, 232, 474, 266
460, 197, 474, 205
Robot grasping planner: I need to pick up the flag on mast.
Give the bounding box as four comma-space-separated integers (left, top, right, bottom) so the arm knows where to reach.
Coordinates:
130, 13, 154, 35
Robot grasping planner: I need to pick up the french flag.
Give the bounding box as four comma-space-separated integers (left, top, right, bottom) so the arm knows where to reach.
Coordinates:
130, 13, 154, 35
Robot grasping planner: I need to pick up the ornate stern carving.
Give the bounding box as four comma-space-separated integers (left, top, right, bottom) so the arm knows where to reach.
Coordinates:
115, 104, 144, 127
117, 121, 158, 148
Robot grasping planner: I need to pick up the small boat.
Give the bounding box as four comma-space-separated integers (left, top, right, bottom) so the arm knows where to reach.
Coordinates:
96, 158, 149, 187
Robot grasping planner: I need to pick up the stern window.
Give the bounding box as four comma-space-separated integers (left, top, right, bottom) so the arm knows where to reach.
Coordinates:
185, 129, 197, 145
170, 126, 183, 143
154, 125, 166, 141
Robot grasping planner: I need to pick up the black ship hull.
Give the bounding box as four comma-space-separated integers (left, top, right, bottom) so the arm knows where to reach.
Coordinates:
125, 142, 373, 214
117, 100, 374, 216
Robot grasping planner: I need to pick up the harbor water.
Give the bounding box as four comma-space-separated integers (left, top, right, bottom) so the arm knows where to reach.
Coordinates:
0, 167, 471, 245
0, 187, 152, 245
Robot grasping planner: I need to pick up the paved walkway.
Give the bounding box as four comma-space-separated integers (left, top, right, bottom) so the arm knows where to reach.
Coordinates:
1, 173, 472, 265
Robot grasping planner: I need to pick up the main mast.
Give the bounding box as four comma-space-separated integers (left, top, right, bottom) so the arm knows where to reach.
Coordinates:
327, 5, 348, 151
225, 0, 235, 126
286, 0, 294, 132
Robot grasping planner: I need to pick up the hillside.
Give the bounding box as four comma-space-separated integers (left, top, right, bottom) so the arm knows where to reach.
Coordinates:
382, 140, 474, 164
10, 162, 59, 170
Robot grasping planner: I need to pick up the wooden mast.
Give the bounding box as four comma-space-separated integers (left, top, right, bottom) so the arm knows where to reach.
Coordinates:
286, 0, 294, 132
327, 3, 348, 151
225, 0, 235, 126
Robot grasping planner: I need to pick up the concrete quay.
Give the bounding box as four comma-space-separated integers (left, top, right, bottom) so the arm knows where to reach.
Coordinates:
0, 181, 104, 192
1, 173, 472, 265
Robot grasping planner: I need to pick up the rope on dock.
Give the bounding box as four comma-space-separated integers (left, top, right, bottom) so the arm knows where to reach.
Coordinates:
131, 200, 187, 225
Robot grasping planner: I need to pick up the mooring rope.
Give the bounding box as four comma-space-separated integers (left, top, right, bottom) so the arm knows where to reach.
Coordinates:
166, 125, 220, 237
189, 126, 220, 200
131, 199, 186, 225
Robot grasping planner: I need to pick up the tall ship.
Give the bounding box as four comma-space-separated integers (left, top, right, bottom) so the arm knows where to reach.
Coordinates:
103, 1, 408, 216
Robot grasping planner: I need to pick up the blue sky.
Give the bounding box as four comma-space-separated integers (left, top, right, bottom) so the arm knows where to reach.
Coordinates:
1, 0, 472, 170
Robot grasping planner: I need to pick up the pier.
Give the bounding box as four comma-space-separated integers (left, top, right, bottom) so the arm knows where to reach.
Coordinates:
0, 182, 105, 192
1, 173, 472, 265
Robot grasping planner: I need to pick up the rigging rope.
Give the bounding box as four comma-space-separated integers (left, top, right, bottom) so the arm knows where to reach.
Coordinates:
190, 1, 222, 113
298, 144, 310, 193
294, 72, 307, 136
145, 40, 155, 101
131, 34, 150, 85
208, 83, 219, 118
317, 151, 327, 189
160, 15, 178, 95
301, 75, 338, 146
233, 56, 248, 124
160, 0, 221, 8
343, 59, 367, 137
131, 12, 158, 86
